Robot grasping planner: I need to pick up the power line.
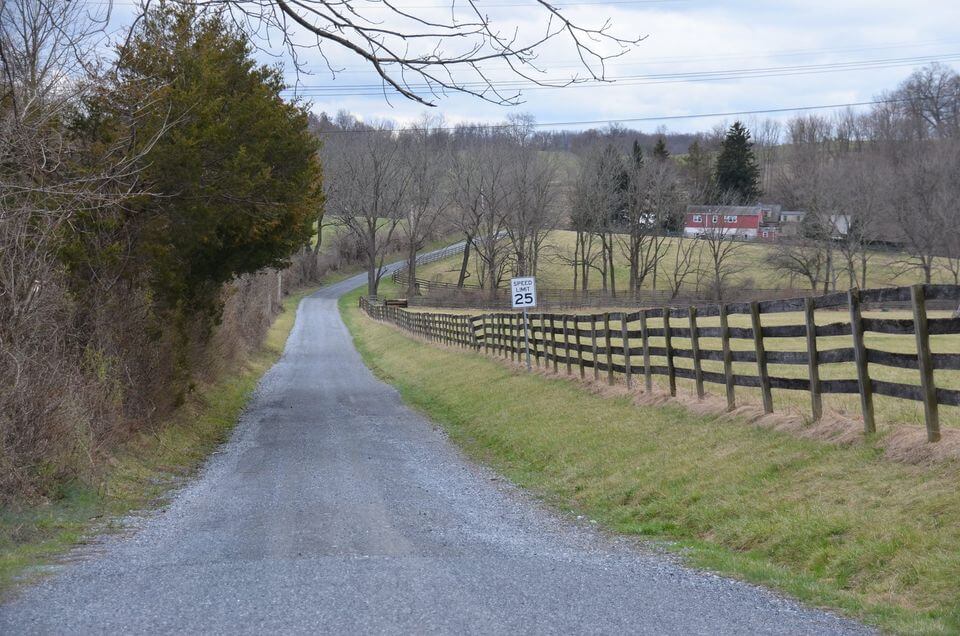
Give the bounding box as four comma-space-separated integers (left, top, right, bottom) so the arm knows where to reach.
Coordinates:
289, 38, 960, 76
313, 98, 907, 133
283, 52, 960, 96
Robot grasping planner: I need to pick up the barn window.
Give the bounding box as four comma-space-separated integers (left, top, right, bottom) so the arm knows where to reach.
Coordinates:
692, 214, 702, 222
724, 215, 737, 223
712, 215, 719, 224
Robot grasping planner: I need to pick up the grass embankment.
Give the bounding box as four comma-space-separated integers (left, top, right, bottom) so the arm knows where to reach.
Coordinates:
341, 286, 960, 634
401, 293, 960, 432
0, 286, 316, 596
417, 229, 956, 291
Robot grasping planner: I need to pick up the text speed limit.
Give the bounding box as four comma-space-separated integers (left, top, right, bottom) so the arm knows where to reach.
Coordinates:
510, 277, 537, 309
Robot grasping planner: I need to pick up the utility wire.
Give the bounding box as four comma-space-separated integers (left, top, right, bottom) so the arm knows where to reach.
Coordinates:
313, 97, 910, 133
283, 53, 960, 97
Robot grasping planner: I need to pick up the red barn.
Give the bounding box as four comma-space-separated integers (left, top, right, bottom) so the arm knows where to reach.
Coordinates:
683, 204, 782, 240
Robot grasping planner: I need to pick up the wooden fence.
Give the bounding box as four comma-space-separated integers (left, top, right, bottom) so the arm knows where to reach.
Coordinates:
359, 285, 960, 443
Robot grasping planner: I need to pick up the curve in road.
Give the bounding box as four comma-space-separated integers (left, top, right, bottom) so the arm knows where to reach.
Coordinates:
1, 261, 870, 635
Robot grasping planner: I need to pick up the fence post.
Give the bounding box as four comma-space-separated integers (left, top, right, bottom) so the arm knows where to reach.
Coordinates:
848, 288, 875, 434
535, 313, 544, 368
591, 315, 600, 382
504, 314, 510, 358
510, 314, 517, 363
563, 317, 572, 375
483, 315, 490, 354
689, 306, 704, 399
663, 309, 676, 396
621, 316, 632, 390
502, 314, 508, 358
911, 284, 940, 442
603, 313, 614, 385
550, 316, 559, 373
719, 303, 735, 411
750, 301, 774, 414
803, 297, 822, 421
640, 310, 652, 392
576, 318, 585, 379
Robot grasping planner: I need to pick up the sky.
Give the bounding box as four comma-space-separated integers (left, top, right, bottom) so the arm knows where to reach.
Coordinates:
103, 0, 960, 135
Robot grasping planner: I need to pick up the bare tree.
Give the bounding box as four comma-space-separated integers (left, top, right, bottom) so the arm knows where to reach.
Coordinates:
398, 116, 451, 296
833, 155, 885, 288
885, 62, 960, 140
765, 237, 829, 290
629, 154, 684, 293
324, 124, 410, 295
503, 114, 559, 278
568, 144, 623, 292
695, 201, 747, 300
449, 135, 512, 298
887, 140, 950, 284
663, 236, 701, 299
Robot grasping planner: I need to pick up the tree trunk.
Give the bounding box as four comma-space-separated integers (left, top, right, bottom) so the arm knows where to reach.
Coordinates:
406, 242, 418, 297
573, 234, 580, 291
457, 237, 472, 287
607, 233, 616, 298
367, 265, 378, 297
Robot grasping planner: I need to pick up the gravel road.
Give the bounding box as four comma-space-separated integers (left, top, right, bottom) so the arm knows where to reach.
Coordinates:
0, 257, 872, 635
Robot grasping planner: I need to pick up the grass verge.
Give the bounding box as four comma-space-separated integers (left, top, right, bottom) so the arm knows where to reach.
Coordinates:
0, 286, 317, 597
340, 284, 960, 634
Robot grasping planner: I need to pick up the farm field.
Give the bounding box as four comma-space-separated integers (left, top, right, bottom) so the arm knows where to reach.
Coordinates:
416, 230, 957, 292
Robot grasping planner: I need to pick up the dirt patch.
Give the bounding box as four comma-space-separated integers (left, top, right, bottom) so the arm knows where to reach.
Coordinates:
882, 427, 960, 465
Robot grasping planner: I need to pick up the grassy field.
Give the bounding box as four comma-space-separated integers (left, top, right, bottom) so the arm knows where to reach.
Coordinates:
0, 286, 317, 596
342, 286, 960, 634
417, 230, 954, 292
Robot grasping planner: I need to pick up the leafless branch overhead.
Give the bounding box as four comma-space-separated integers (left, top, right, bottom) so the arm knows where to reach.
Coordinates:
169, 0, 643, 106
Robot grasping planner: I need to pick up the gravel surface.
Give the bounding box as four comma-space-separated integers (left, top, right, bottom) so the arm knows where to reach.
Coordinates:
1, 257, 873, 635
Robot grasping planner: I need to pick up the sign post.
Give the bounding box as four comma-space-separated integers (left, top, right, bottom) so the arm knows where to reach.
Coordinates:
510, 277, 537, 371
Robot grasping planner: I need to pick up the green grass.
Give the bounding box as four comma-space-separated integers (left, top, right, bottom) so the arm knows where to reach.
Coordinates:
403, 292, 960, 431
341, 286, 960, 634
0, 286, 316, 597
417, 229, 955, 292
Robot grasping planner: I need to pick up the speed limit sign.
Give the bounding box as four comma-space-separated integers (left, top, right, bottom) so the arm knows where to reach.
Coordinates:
510, 277, 537, 308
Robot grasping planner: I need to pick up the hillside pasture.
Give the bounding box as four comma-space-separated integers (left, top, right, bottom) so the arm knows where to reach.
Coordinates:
416, 230, 956, 293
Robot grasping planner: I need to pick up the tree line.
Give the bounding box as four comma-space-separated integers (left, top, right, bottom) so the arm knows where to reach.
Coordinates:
321, 62, 959, 302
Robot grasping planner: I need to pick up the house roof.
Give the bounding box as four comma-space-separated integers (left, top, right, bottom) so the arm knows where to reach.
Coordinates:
686, 204, 781, 217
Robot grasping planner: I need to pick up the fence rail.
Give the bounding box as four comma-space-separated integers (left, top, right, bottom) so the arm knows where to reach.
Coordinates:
360, 284, 960, 443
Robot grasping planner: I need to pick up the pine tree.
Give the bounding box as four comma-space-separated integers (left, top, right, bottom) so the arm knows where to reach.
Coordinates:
631, 139, 644, 169
682, 139, 714, 202
652, 136, 669, 161
714, 121, 761, 203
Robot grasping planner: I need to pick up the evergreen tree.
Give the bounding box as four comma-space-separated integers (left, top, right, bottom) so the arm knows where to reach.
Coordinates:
681, 139, 714, 202
73, 6, 322, 319
599, 144, 630, 225
652, 136, 669, 161
714, 121, 761, 202
631, 139, 644, 169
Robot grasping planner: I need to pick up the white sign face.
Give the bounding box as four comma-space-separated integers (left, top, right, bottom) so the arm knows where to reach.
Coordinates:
510, 277, 537, 309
